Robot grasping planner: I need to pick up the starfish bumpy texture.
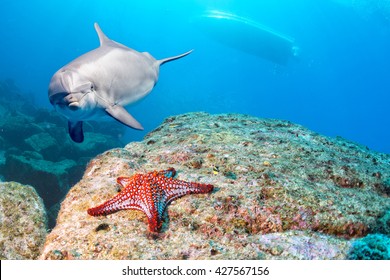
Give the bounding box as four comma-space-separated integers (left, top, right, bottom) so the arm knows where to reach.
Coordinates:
87, 168, 213, 232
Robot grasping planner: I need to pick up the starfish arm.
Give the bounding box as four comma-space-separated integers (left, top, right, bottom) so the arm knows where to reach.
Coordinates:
163, 178, 214, 205
146, 208, 161, 232
88, 179, 145, 216
87, 196, 144, 216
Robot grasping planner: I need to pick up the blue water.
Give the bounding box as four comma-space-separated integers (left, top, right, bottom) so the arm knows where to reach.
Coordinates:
1, 0, 389, 153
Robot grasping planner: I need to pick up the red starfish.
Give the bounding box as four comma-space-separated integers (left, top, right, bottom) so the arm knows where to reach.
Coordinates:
87, 168, 213, 232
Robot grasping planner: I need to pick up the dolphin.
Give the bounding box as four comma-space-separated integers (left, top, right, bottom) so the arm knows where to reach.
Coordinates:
48, 23, 192, 143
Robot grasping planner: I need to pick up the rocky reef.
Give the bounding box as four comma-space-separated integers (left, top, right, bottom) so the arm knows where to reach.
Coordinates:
0, 80, 125, 226
39, 112, 390, 259
0, 181, 47, 259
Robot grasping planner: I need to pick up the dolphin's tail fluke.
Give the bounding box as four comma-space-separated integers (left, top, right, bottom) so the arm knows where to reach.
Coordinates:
158, 49, 193, 66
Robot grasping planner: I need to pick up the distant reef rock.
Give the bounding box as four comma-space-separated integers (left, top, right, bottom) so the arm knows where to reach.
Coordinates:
0, 80, 125, 227
0, 181, 47, 259
40, 112, 390, 260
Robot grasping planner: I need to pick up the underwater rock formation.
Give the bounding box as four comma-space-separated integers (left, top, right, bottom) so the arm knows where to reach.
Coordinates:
0, 181, 47, 259
4, 154, 79, 208
0, 80, 125, 223
40, 112, 390, 259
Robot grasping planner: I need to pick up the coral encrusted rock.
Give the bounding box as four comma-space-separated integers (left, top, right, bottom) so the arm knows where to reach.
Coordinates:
0, 182, 47, 259
4, 154, 78, 208
40, 112, 390, 260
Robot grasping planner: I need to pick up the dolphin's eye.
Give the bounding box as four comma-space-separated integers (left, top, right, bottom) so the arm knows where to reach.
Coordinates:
90, 84, 94, 90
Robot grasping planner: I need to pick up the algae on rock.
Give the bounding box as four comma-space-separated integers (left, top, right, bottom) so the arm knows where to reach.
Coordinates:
0, 182, 47, 259
40, 113, 390, 260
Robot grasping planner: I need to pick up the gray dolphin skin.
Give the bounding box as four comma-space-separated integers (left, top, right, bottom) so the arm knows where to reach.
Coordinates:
48, 23, 192, 143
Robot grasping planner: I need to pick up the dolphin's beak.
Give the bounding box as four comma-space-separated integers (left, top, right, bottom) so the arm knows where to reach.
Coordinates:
48, 70, 72, 106
49, 92, 68, 106
68, 102, 80, 110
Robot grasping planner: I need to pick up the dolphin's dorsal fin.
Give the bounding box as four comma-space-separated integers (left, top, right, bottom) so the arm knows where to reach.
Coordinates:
94, 23, 111, 46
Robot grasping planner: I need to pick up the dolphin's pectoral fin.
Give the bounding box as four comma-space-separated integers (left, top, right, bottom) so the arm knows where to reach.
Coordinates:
105, 105, 144, 130
68, 121, 84, 143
